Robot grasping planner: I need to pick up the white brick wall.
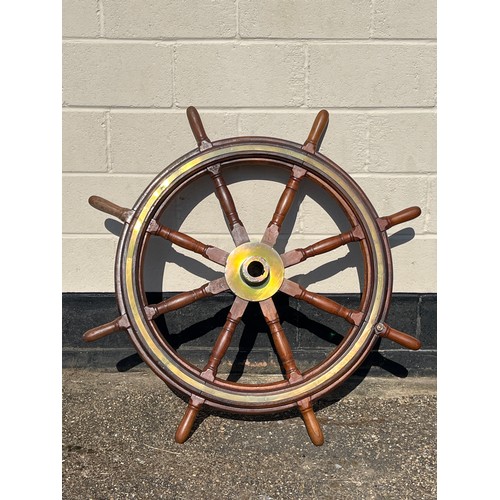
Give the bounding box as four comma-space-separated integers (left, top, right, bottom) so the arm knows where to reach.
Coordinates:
62, 0, 436, 293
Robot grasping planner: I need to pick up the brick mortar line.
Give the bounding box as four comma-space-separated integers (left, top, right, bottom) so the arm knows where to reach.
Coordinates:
172, 44, 178, 108
353, 171, 437, 177
62, 37, 437, 44
104, 111, 112, 172
424, 173, 434, 233
62, 106, 437, 113
364, 114, 371, 172
369, 0, 375, 38
303, 44, 309, 108
63, 172, 155, 177
343, 172, 438, 178
97, 0, 104, 37
235, 0, 241, 40
63, 234, 119, 239
236, 112, 242, 136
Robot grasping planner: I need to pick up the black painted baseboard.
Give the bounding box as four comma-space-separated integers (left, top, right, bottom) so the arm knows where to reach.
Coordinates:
63, 292, 436, 377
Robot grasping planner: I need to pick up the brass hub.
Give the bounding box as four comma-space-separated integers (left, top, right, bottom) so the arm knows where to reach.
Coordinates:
240, 256, 270, 285
225, 242, 284, 302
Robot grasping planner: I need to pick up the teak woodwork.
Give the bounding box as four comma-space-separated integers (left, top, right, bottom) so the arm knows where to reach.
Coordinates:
83, 106, 423, 446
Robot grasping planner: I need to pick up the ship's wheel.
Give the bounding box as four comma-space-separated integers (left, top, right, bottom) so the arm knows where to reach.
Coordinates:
83, 107, 422, 446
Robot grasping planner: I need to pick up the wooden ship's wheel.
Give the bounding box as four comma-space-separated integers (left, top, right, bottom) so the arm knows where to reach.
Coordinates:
83, 107, 422, 446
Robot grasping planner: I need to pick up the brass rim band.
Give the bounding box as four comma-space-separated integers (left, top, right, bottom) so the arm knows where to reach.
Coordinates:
118, 143, 388, 407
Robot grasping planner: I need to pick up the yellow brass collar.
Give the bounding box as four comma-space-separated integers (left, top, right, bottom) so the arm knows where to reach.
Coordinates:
225, 242, 284, 302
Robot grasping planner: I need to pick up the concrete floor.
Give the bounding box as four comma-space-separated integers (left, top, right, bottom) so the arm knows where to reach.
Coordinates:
62, 369, 436, 499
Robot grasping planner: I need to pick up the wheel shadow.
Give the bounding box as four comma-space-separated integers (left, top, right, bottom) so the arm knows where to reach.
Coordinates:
116, 291, 409, 436
169, 344, 408, 443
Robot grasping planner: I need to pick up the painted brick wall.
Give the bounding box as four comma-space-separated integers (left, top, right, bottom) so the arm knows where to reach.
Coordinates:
62, 0, 436, 293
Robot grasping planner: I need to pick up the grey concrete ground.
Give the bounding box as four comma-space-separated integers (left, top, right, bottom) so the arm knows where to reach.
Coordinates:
62, 369, 436, 499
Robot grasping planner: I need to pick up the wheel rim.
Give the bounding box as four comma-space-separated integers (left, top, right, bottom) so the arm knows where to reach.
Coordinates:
115, 138, 391, 412
84, 107, 423, 445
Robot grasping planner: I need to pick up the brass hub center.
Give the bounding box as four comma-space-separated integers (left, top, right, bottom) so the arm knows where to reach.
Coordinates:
240, 256, 270, 285
225, 243, 284, 302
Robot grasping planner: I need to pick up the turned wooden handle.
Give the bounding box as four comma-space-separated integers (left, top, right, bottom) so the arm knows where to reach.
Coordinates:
175, 401, 202, 444
151, 222, 228, 266
89, 195, 130, 222
303, 231, 356, 259
261, 303, 300, 379
156, 225, 210, 256
303, 110, 329, 153
378, 324, 421, 350
271, 181, 299, 227
186, 106, 211, 148
299, 405, 324, 446
281, 227, 363, 268
208, 167, 243, 229
204, 316, 240, 374
83, 317, 125, 342
300, 289, 361, 326
267, 318, 300, 378
149, 284, 211, 318
379, 206, 421, 231
270, 166, 306, 227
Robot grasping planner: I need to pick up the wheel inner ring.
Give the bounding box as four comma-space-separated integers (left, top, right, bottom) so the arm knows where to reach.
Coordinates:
241, 256, 269, 284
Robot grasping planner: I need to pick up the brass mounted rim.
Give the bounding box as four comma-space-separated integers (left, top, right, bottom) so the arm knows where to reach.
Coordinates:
84, 107, 423, 446
115, 140, 391, 410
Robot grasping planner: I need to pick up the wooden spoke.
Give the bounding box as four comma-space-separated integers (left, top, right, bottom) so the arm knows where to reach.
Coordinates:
261, 165, 307, 247
83, 108, 424, 448
260, 298, 301, 383
297, 397, 325, 446
175, 394, 205, 444
251, 115, 325, 307
302, 109, 329, 154
186, 106, 249, 245
83, 314, 130, 342
259, 298, 325, 445
186, 106, 212, 151
375, 322, 421, 350
377, 206, 421, 232
88, 195, 134, 223
144, 277, 229, 320
147, 220, 228, 266
281, 225, 364, 268
207, 164, 250, 246
200, 297, 248, 382
280, 279, 364, 326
